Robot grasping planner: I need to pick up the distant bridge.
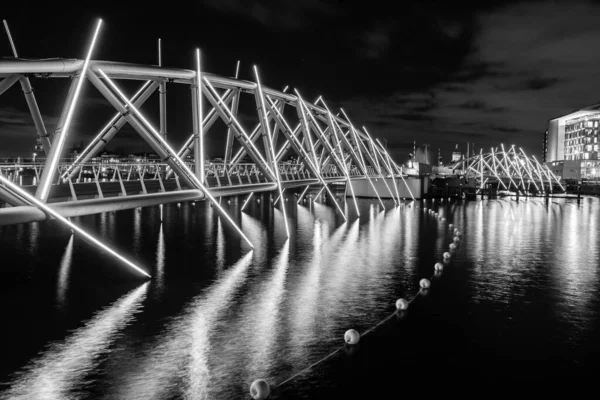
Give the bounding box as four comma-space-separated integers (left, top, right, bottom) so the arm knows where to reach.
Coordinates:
437, 146, 564, 195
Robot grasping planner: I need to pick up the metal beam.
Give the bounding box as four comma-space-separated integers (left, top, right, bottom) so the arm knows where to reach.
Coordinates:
35, 19, 103, 202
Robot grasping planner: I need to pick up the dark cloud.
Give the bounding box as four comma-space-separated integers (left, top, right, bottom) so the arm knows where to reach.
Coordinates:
455, 100, 504, 113
200, 0, 344, 31
523, 77, 561, 91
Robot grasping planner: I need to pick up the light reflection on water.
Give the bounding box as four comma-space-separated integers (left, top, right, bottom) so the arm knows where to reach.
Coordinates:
1, 196, 600, 398
1, 283, 148, 400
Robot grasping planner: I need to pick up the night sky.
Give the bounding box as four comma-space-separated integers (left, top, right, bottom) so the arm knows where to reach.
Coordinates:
1, 0, 600, 163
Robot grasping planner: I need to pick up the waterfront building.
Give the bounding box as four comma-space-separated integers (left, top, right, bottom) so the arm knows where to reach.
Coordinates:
546, 103, 600, 180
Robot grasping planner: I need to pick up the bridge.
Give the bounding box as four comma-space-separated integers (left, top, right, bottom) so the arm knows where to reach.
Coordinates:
0, 18, 421, 277
433, 146, 564, 196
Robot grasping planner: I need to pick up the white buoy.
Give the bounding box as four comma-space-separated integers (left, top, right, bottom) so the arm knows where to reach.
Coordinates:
395, 298, 409, 310
344, 329, 360, 344
456, 230, 462, 236
454, 236, 460, 242
449, 243, 456, 250
228, 200, 231, 204
434, 262, 444, 271
449, 223, 453, 229
441, 218, 446, 222
250, 379, 270, 400
419, 278, 431, 289
443, 251, 451, 259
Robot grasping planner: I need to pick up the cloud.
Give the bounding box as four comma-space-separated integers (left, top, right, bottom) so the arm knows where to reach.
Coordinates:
201, 0, 344, 31
338, 1, 600, 162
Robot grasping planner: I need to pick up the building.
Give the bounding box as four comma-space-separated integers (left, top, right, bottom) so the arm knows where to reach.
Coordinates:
546, 103, 600, 180
451, 144, 462, 162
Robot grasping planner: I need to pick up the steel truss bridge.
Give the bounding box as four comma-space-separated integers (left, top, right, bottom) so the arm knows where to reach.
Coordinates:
443, 146, 564, 194
0, 19, 417, 277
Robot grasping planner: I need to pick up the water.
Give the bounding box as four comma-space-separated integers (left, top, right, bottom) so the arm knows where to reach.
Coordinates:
0, 195, 599, 398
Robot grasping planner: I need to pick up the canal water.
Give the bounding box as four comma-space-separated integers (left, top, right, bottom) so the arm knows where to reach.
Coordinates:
0, 195, 599, 398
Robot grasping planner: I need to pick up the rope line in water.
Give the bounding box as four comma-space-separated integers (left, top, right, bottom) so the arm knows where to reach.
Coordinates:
248, 202, 464, 399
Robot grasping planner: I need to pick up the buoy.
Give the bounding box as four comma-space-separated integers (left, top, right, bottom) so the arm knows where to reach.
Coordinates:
344, 329, 360, 344
449, 243, 456, 250
228, 200, 231, 204
456, 230, 462, 236
454, 236, 460, 242
257, 199, 261, 203
449, 223, 454, 228
250, 379, 270, 400
441, 218, 446, 222
434, 262, 444, 271
395, 298, 409, 310
443, 251, 451, 259
419, 278, 431, 289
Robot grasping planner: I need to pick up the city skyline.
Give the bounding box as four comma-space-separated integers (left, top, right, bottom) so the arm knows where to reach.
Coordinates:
2, 1, 600, 162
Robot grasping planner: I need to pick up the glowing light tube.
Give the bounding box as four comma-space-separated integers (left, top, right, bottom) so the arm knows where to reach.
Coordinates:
274, 188, 286, 205
319, 99, 359, 216
375, 138, 401, 203
97, 69, 254, 249
264, 96, 346, 220
297, 185, 310, 204
0, 174, 150, 277
294, 90, 320, 170
254, 65, 289, 237
340, 109, 385, 209
315, 185, 326, 200
38, 19, 102, 202
195, 49, 204, 183
62, 80, 153, 180
519, 148, 545, 190
241, 192, 254, 212
202, 76, 275, 179
363, 128, 396, 203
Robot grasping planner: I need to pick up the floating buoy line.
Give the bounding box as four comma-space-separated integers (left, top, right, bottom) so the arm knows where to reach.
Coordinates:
248, 201, 464, 399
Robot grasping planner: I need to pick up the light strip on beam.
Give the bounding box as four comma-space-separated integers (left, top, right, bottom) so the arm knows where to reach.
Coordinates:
196, 49, 205, 183
500, 144, 519, 190
254, 65, 290, 237
519, 148, 544, 191
340, 108, 385, 209
318, 98, 360, 215
241, 192, 254, 211
274, 188, 286, 205
97, 69, 255, 249
323, 183, 347, 220
62, 80, 153, 180
330, 112, 359, 216
295, 90, 320, 170
38, 19, 102, 201
315, 185, 326, 200
533, 154, 564, 191
202, 77, 275, 179
297, 185, 310, 204
363, 127, 396, 204
375, 138, 402, 202
0, 174, 150, 277
264, 96, 346, 220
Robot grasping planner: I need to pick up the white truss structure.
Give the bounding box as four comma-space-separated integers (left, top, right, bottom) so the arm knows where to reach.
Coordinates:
0, 18, 408, 276
455, 145, 564, 194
